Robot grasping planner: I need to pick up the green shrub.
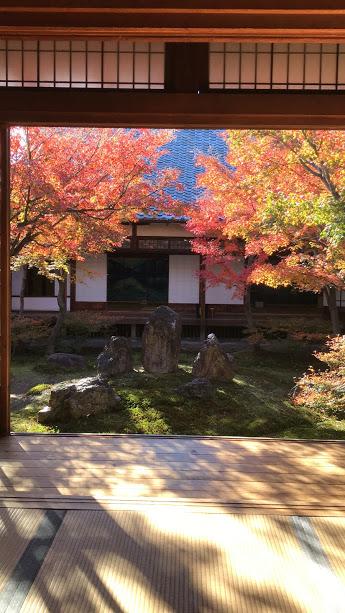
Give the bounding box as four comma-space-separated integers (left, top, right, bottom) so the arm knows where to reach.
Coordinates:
11, 314, 53, 353
293, 336, 345, 418
64, 312, 120, 338
11, 311, 120, 354
254, 316, 331, 343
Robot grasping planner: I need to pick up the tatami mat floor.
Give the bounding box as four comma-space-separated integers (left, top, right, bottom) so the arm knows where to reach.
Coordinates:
0, 435, 345, 611
0, 508, 344, 612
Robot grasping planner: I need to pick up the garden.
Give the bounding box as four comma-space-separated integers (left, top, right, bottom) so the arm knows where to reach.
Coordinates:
8, 127, 345, 436
10, 310, 345, 439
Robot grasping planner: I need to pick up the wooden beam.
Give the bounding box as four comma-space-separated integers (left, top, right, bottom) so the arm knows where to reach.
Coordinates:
0, 127, 10, 437
1, 89, 345, 129
4, 2, 345, 9
1, 2, 345, 42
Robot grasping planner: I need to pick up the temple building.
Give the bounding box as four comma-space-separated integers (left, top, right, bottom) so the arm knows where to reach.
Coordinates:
11, 128, 340, 333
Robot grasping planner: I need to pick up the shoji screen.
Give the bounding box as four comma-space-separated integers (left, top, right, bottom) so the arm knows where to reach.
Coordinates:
0, 40, 165, 89
209, 43, 345, 90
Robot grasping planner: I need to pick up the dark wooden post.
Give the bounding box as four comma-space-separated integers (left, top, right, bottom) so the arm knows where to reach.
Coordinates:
69, 260, 76, 311
199, 255, 206, 341
0, 126, 10, 436
130, 222, 138, 250
165, 43, 209, 93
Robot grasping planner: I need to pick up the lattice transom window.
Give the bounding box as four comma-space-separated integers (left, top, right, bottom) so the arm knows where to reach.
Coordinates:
0, 40, 165, 89
138, 238, 191, 251
209, 43, 345, 90
138, 238, 170, 250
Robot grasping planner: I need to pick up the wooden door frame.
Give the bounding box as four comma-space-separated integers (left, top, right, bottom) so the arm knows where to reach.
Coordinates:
1, 1, 345, 434
0, 127, 10, 436
1, 96, 344, 436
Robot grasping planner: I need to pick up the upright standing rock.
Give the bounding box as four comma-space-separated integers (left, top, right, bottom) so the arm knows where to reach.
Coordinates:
192, 333, 234, 381
142, 306, 182, 373
97, 336, 133, 380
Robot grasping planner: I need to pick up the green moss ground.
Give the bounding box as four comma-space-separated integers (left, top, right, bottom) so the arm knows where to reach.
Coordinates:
10, 343, 345, 439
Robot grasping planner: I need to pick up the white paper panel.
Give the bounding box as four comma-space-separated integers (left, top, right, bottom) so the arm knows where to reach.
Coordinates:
0, 40, 164, 89
205, 264, 243, 305
168, 255, 199, 304
76, 254, 107, 302
210, 43, 345, 90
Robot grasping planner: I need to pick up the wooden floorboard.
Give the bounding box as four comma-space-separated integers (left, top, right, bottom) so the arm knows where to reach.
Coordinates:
0, 435, 345, 515
1, 437, 344, 611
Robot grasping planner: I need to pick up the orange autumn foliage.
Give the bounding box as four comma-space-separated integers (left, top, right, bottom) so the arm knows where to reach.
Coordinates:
293, 335, 345, 417
186, 130, 345, 327
10, 127, 177, 275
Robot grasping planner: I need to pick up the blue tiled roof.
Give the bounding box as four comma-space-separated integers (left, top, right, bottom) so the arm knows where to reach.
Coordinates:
137, 129, 229, 222
136, 210, 189, 223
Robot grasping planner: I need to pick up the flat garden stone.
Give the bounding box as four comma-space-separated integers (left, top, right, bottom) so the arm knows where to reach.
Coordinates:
97, 336, 133, 380
177, 378, 214, 399
192, 333, 234, 381
142, 306, 182, 374
37, 377, 120, 424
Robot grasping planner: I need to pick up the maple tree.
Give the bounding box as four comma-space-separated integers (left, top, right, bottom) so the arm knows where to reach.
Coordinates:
10, 126, 176, 348
292, 335, 345, 417
187, 129, 345, 334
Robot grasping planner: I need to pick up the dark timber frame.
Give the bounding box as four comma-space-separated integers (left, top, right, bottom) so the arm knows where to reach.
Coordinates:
1, 2, 345, 42
1, 1, 345, 435
0, 128, 10, 436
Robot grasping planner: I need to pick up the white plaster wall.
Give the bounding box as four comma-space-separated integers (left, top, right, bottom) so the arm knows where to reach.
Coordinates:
137, 223, 192, 237
75, 254, 107, 302
206, 283, 243, 305
323, 290, 345, 307
12, 267, 71, 311
168, 255, 199, 304
11, 297, 62, 311
205, 264, 244, 305
11, 297, 21, 311
12, 269, 23, 295
54, 275, 70, 297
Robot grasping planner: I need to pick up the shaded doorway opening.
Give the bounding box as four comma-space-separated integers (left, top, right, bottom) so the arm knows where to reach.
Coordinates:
107, 255, 169, 304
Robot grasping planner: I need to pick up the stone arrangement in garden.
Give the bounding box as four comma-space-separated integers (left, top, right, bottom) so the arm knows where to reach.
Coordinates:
38, 377, 121, 424
39, 308, 236, 426
142, 305, 182, 374
97, 336, 133, 380
192, 333, 234, 381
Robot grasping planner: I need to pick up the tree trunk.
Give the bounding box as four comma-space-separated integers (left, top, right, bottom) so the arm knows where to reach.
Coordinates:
46, 275, 67, 355
325, 285, 341, 335
19, 265, 28, 317
243, 284, 256, 333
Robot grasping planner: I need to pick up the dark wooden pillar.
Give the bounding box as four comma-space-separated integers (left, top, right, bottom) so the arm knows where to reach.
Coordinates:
199, 255, 206, 341
165, 43, 209, 93
0, 126, 10, 436
69, 260, 76, 312
130, 222, 138, 249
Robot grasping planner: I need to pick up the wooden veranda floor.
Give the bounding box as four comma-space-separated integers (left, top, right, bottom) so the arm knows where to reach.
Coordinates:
0, 435, 345, 611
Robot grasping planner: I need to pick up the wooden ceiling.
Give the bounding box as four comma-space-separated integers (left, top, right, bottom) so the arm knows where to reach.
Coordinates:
1, 2, 345, 42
